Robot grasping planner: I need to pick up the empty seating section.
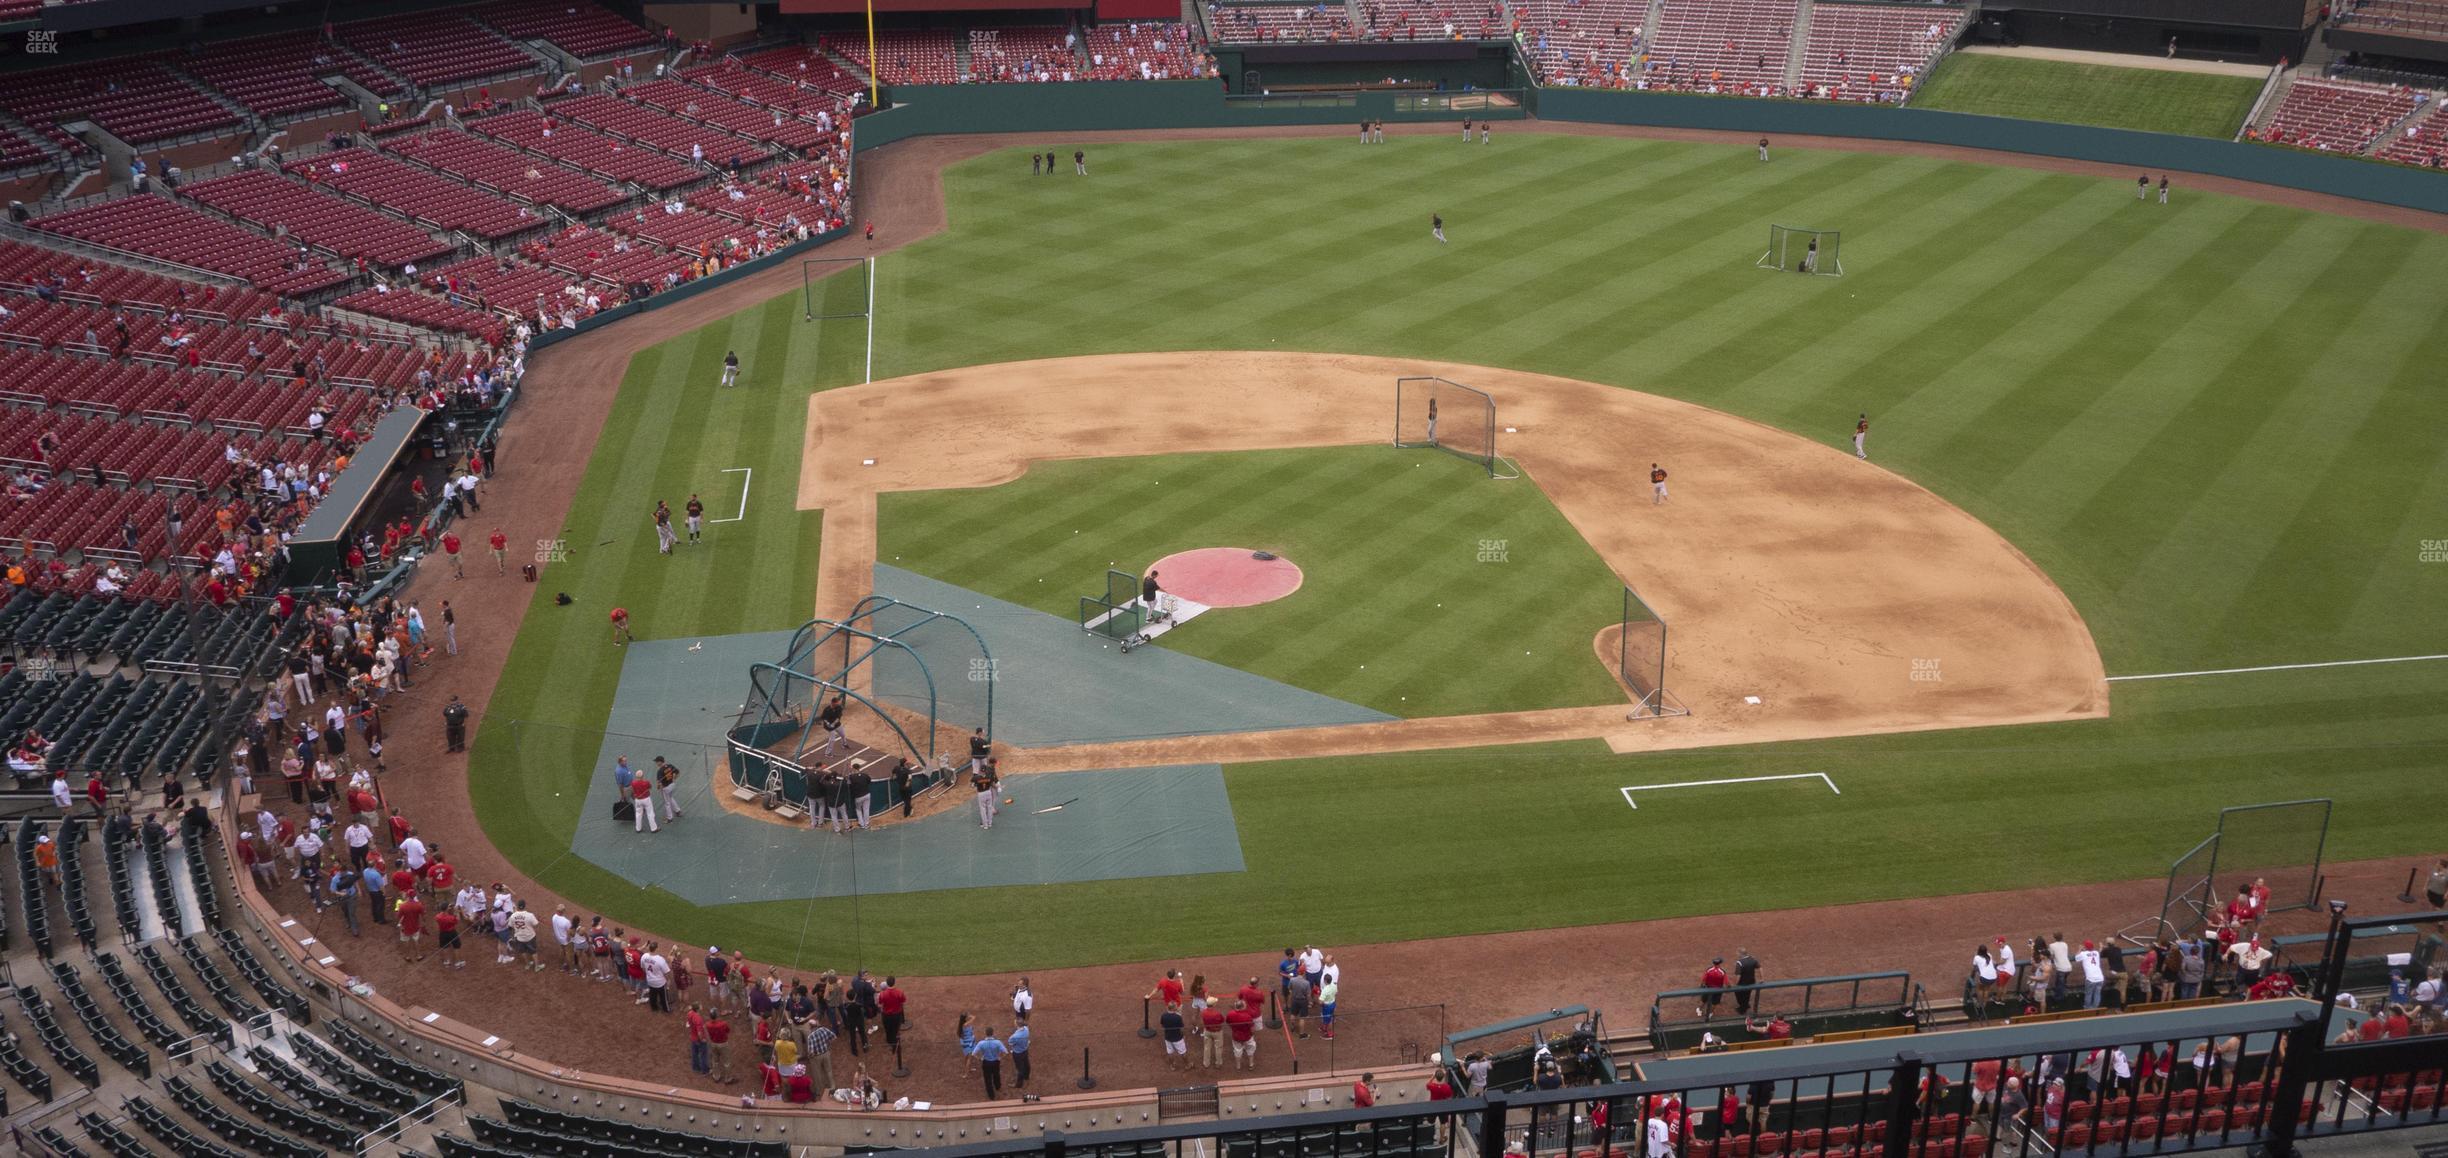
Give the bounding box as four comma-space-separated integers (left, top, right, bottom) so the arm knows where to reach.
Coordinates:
1642, 0, 1797, 94
337, 12, 537, 88
474, 0, 659, 58
1798, 5, 1958, 101
288, 148, 546, 240
2337, 0, 2448, 35
626, 78, 837, 151
1085, 23, 1207, 80
519, 226, 694, 287
736, 44, 871, 95
0, 347, 370, 434
1514, 0, 1646, 86
33, 198, 347, 298
819, 29, 962, 84
2375, 106, 2448, 165
468, 109, 704, 189
0, 124, 51, 172
689, 166, 845, 230
684, 59, 852, 112
174, 31, 404, 119
614, 204, 744, 252
336, 284, 504, 340
425, 252, 596, 313
550, 92, 772, 167
1213, 5, 1360, 43
2259, 79, 2421, 152
969, 27, 1079, 80
0, 240, 274, 319
0, 61, 237, 148
183, 171, 456, 268
1357, 0, 1506, 40
380, 129, 627, 213
0, 296, 450, 389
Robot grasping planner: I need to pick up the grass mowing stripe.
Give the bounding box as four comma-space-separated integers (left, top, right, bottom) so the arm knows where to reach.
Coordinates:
1908, 54, 2263, 138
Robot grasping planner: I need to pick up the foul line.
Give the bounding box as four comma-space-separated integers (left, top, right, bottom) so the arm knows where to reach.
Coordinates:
710, 468, 752, 523
863, 255, 876, 385
1619, 772, 1840, 811
2105, 653, 2448, 683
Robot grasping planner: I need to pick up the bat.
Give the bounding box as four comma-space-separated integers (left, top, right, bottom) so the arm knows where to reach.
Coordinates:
1032, 797, 1079, 815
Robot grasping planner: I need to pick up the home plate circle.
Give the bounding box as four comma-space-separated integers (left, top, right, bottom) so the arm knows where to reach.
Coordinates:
1148, 548, 1304, 608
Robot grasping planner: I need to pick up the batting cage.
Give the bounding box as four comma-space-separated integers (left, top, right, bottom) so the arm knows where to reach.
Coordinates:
1395, 376, 1514, 478
2134, 799, 2333, 943
1756, 225, 1843, 277
726, 595, 991, 815
1615, 583, 1684, 718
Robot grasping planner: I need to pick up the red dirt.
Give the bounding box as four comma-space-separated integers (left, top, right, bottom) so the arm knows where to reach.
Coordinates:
1148, 548, 1305, 608
220, 119, 2448, 1112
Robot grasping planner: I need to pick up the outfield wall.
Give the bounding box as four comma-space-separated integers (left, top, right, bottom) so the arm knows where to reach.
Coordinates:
853, 80, 1526, 149
846, 81, 2448, 216
1534, 88, 2448, 214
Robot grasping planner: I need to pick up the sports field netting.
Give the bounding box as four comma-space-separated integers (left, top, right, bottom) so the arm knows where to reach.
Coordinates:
1395, 376, 1496, 476
2210, 798, 2332, 914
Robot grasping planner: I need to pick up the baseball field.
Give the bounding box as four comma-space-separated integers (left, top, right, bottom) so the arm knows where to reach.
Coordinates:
468, 130, 2448, 976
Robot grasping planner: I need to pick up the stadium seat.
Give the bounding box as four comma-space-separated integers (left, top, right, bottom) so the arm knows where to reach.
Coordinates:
2257, 79, 2420, 153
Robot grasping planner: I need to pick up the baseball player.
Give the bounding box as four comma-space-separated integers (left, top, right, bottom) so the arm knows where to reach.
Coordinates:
2158, 176, 2170, 204
1073, 149, 1085, 175
1462, 117, 1472, 140
1651, 463, 1669, 505
972, 758, 999, 830
685, 494, 704, 542
1853, 414, 1870, 459
1426, 397, 1438, 444
1758, 136, 1770, 162
653, 500, 677, 555
1432, 214, 1446, 244
720, 350, 739, 387
1479, 121, 1489, 144
2137, 174, 2149, 201
967, 727, 991, 775
816, 694, 847, 756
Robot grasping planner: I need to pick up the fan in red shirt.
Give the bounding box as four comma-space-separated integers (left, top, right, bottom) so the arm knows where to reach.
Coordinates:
427, 855, 455, 896
396, 894, 426, 961
1426, 1072, 1455, 1101
1236, 978, 1266, 1020
1699, 957, 1729, 1017
1151, 969, 1185, 1007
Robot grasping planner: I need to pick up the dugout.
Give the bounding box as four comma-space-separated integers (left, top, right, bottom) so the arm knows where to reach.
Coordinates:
1651, 972, 1920, 1054
1633, 998, 2320, 1140
1443, 1006, 1615, 1092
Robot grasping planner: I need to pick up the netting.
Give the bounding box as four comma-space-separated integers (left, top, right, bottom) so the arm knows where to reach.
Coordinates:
1758, 225, 1843, 276
2160, 833, 2222, 941
727, 599, 992, 774
1618, 584, 1675, 717
2213, 799, 2332, 915
1395, 376, 1496, 476
801, 256, 870, 321
862, 595, 994, 740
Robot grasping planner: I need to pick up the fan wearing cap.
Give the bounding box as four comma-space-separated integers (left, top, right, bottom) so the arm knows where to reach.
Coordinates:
33, 832, 57, 889
2075, 939, 2107, 1009
1698, 957, 1728, 1019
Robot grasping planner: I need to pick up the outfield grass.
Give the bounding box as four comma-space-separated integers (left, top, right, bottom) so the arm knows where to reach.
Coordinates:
473, 135, 2448, 974
878, 447, 1628, 717
1908, 54, 2264, 138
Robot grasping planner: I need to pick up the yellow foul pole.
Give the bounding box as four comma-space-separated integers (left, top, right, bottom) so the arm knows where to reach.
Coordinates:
866, 0, 880, 108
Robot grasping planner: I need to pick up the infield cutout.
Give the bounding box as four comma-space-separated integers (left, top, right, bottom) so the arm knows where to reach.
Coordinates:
1619, 772, 1840, 811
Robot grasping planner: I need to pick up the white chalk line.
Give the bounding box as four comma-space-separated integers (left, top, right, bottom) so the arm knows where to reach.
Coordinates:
1619, 772, 1840, 811
2105, 653, 2448, 683
710, 467, 752, 523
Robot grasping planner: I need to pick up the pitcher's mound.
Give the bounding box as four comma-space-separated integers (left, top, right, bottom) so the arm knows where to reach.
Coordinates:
1148, 548, 1304, 608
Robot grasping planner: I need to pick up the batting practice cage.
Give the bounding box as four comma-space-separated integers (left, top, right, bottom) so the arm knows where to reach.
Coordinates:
800, 255, 876, 383
2132, 798, 2333, 943
1078, 567, 1143, 640
1615, 583, 1685, 718
1757, 225, 1843, 277
1395, 376, 1516, 479
726, 595, 992, 814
